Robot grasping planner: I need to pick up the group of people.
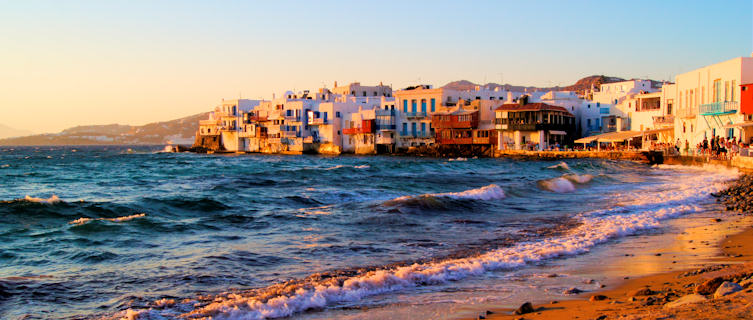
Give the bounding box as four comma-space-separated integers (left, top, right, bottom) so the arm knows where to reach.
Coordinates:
684, 136, 752, 159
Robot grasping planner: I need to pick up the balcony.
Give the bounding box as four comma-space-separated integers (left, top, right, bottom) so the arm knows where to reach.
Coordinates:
400, 131, 432, 138
375, 124, 396, 131
652, 115, 674, 127
700, 101, 738, 116
308, 118, 328, 125
281, 130, 299, 138
284, 115, 301, 122
403, 112, 427, 118
343, 127, 367, 135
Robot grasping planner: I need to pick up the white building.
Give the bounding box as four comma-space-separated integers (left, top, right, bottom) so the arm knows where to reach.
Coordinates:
670, 56, 753, 150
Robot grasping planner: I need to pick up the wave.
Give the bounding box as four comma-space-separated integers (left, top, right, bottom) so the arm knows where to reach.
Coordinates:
119, 165, 738, 320
546, 162, 570, 171
448, 157, 467, 162
386, 184, 505, 206
69, 213, 146, 226
538, 174, 594, 193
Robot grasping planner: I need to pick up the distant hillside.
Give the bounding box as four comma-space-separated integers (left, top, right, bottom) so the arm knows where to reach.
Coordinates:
0, 112, 209, 146
0, 123, 33, 139
442, 75, 630, 94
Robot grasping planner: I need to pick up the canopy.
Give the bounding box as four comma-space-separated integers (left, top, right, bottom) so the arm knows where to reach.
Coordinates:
641, 127, 674, 135
575, 131, 642, 144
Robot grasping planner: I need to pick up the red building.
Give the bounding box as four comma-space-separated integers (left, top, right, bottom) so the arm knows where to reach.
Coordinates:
741, 83, 753, 115
431, 109, 497, 153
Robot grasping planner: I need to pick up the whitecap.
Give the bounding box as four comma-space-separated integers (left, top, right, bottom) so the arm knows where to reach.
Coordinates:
547, 162, 570, 170
538, 177, 576, 193
69, 213, 146, 225
389, 184, 506, 203
354, 165, 370, 169
120, 165, 738, 320
23, 195, 61, 204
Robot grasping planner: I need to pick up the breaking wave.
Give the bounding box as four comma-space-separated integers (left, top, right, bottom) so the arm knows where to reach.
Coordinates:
22, 195, 61, 204
119, 165, 738, 320
546, 162, 570, 171
387, 184, 505, 204
69, 213, 146, 226
538, 174, 594, 193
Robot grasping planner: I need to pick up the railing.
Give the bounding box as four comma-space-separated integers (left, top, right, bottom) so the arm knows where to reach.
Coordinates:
375, 124, 396, 130
308, 118, 328, 125
342, 127, 363, 135
403, 112, 427, 118
400, 131, 432, 138
281, 130, 299, 138
376, 136, 394, 144
699, 101, 738, 115
284, 115, 301, 122
248, 116, 268, 122
652, 115, 674, 126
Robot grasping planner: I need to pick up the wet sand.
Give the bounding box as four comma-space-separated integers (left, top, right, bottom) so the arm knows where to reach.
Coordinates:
472, 215, 753, 320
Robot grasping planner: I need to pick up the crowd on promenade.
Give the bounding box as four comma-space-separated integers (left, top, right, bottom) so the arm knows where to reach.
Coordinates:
678, 136, 753, 160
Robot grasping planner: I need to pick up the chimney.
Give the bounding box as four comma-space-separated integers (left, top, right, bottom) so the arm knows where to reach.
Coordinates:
518, 95, 529, 106
507, 91, 514, 103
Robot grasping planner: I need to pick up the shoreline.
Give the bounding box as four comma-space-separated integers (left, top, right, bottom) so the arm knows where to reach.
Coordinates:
463, 186, 753, 319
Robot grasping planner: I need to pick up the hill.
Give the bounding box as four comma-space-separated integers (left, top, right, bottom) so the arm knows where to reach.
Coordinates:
442, 75, 630, 94
0, 112, 208, 146
0, 123, 34, 139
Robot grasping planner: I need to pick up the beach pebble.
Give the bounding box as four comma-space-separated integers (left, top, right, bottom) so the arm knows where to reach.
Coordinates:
563, 287, 583, 294
713, 281, 743, 299
663, 294, 707, 309
628, 288, 655, 297
589, 294, 608, 302
695, 277, 725, 295
514, 302, 534, 315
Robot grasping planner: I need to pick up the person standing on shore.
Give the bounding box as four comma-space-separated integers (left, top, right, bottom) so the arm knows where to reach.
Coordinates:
684, 139, 689, 155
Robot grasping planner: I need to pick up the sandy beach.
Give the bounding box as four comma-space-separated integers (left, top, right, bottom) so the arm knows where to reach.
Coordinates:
471, 213, 753, 319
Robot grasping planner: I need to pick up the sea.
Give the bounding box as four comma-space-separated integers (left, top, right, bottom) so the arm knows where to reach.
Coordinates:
0, 146, 742, 320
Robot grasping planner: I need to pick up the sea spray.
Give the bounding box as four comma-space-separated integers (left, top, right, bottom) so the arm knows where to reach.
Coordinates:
121, 165, 739, 320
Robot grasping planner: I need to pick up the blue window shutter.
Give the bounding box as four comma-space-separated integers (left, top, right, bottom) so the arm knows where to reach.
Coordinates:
430, 99, 435, 112
403, 100, 408, 113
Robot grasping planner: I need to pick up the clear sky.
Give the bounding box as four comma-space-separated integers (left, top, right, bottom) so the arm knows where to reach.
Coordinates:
1, 0, 751, 133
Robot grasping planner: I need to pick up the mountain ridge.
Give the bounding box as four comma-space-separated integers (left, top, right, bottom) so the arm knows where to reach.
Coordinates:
0, 112, 208, 146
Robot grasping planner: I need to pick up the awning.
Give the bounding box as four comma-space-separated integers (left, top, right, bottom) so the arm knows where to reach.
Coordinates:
574, 131, 642, 144
641, 127, 674, 135
723, 122, 753, 129
549, 130, 567, 135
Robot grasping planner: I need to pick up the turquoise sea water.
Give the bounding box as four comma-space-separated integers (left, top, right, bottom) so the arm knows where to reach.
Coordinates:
0, 146, 737, 319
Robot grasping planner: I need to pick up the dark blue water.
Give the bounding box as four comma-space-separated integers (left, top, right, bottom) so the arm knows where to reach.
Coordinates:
0, 146, 733, 319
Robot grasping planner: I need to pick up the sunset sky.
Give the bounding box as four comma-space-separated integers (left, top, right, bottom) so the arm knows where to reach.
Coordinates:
1, 0, 751, 133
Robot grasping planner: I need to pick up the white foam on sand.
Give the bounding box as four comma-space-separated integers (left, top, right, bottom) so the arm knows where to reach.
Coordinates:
389, 184, 506, 203
23, 195, 61, 204
69, 213, 146, 226
121, 165, 738, 320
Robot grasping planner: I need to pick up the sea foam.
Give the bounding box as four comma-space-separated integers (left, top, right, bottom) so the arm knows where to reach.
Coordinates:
69, 213, 146, 226
389, 184, 506, 203
121, 165, 738, 320
23, 195, 61, 204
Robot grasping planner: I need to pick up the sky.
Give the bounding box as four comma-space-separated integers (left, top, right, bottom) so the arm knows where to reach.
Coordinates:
1, 0, 751, 133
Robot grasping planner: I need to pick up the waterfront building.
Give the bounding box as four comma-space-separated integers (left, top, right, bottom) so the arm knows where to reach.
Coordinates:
342, 100, 398, 154
669, 56, 753, 150
494, 97, 576, 150
195, 99, 261, 152
432, 105, 497, 155
579, 80, 661, 137
330, 81, 392, 98
394, 84, 524, 148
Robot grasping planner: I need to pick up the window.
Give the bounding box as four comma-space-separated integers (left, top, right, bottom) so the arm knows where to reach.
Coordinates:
373, 91, 377, 96
363, 91, 367, 97
403, 100, 408, 112
336, 112, 341, 118
421, 123, 426, 134
421, 99, 426, 113
323, 112, 328, 121
714, 79, 722, 102
402, 123, 407, 135
411, 100, 417, 113
430, 98, 435, 112
731, 80, 736, 101
411, 122, 416, 136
